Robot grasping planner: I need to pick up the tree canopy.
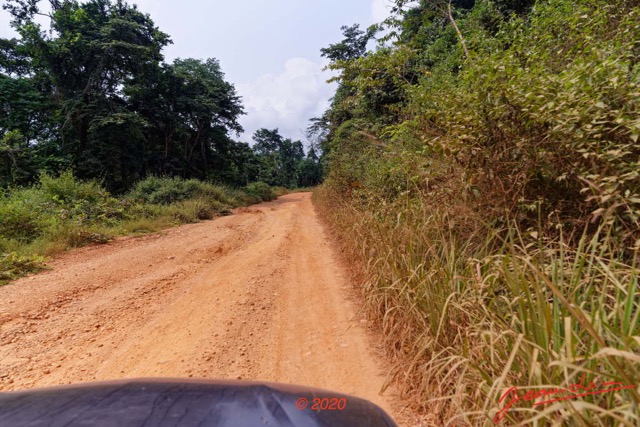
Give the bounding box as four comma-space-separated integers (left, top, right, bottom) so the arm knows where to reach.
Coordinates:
252, 128, 322, 188
0, 0, 324, 191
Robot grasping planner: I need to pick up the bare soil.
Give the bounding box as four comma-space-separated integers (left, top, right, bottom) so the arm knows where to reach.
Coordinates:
0, 193, 402, 421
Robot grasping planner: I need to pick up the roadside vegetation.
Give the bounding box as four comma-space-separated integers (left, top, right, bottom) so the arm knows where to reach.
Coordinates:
313, 0, 640, 425
0, 172, 279, 285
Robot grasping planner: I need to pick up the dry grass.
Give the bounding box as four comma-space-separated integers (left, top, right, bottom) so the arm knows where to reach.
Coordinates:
314, 186, 640, 426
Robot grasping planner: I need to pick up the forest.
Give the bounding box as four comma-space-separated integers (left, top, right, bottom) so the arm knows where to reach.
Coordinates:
314, 0, 640, 425
0, 0, 322, 191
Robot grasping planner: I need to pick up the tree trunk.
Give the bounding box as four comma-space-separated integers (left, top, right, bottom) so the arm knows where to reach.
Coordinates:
446, 1, 469, 59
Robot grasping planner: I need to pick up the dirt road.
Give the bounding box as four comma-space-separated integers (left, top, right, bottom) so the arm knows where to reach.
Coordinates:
0, 193, 397, 417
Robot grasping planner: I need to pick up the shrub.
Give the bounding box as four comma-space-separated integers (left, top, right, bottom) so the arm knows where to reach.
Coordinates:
271, 186, 290, 197
39, 170, 110, 204
244, 182, 276, 202
0, 253, 46, 284
128, 176, 193, 204
0, 198, 42, 242
128, 176, 226, 205
169, 198, 216, 223
0, 172, 271, 285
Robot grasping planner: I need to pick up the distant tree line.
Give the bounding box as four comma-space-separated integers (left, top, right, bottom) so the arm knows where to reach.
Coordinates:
0, 0, 322, 191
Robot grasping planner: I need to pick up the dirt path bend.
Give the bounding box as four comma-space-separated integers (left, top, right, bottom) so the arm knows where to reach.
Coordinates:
0, 193, 396, 416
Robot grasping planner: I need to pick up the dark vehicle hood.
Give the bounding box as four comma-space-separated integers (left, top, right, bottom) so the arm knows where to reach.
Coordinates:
0, 379, 397, 427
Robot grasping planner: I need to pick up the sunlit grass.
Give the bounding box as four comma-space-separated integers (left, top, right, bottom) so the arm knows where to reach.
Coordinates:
315, 186, 640, 426
0, 174, 279, 284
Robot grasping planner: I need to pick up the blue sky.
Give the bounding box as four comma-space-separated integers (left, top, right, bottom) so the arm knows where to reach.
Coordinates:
0, 0, 393, 144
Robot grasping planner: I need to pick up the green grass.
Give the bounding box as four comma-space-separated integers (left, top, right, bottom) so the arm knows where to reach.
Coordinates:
0, 173, 279, 285
243, 182, 278, 202
0, 252, 47, 285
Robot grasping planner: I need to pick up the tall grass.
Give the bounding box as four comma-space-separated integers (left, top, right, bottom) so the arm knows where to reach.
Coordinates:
315, 186, 640, 426
313, 0, 640, 424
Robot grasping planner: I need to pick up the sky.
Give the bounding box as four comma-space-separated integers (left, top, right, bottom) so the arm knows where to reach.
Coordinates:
0, 0, 394, 145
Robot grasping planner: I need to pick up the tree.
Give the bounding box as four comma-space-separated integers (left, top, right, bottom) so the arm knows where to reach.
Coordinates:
1, 0, 248, 191
320, 24, 378, 62
2, 0, 172, 190
252, 128, 282, 185
296, 147, 323, 187
149, 58, 244, 181
393, 0, 471, 58
251, 128, 309, 188
0, 130, 34, 186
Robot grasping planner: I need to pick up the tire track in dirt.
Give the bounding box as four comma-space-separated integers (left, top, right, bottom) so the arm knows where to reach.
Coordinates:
0, 193, 398, 419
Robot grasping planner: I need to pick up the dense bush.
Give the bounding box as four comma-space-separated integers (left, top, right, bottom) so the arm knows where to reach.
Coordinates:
127, 176, 235, 206
0, 197, 43, 241
39, 171, 111, 204
0, 171, 125, 244
0, 173, 279, 283
316, 0, 640, 424
244, 182, 277, 202
402, 0, 640, 243
0, 253, 46, 285
323, 0, 640, 243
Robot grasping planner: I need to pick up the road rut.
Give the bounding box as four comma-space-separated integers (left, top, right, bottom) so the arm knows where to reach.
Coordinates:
0, 192, 395, 417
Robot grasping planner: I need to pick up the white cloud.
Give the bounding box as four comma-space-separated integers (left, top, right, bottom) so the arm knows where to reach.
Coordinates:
236, 57, 336, 145
371, 0, 393, 23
